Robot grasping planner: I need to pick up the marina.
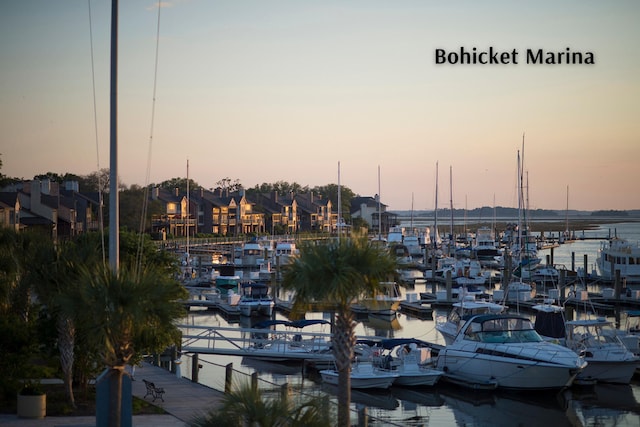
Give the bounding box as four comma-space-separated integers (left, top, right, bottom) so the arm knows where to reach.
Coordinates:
170, 220, 640, 425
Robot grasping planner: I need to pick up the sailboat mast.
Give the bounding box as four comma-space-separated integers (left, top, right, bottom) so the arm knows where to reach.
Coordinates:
449, 165, 454, 248
108, 0, 119, 272
337, 161, 341, 235
410, 192, 414, 230
565, 185, 569, 237
433, 161, 439, 249
378, 165, 382, 240
186, 159, 189, 258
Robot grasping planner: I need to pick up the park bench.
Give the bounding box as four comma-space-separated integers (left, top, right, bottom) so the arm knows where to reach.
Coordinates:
142, 379, 165, 402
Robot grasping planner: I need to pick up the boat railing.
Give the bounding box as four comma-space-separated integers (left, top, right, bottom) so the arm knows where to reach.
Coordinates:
178, 324, 398, 357
178, 324, 336, 354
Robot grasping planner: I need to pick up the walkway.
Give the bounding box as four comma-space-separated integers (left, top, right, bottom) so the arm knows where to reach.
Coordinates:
0, 362, 225, 426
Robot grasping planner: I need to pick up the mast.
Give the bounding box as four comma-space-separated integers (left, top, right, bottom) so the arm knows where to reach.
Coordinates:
410, 192, 414, 230
378, 165, 382, 240
449, 165, 454, 251
186, 159, 189, 259
337, 161, 341, 236
565, 185, 569, 238
433, 161, 439, 249
108, 0, 119, 272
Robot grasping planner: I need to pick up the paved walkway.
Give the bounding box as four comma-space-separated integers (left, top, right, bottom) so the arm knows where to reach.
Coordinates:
0, 362, 225, 426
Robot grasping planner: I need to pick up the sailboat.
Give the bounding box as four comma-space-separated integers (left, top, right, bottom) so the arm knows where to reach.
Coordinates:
500, 138, 535, 303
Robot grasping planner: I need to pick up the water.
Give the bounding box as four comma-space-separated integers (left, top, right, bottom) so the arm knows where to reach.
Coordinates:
178, 221, 640, 426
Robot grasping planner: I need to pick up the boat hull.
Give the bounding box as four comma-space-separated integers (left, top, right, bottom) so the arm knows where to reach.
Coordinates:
436, 344, 581, 390
576, 359, 639, 384
320, 363, 399, 389
393, 368, 442, 387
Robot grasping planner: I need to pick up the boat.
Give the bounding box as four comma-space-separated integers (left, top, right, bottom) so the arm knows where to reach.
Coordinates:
563, 318, 639, 384
403, 233, 424, 259
435, 313, 587, 390
213, 264, 241, 297
389, 243, 413, 265
615, 310, 640, 358
237, 282, 275, 317
373, 338, 443, 387
435, 295, 507, 345
235, 239, 267, 267
497, 279, 536, 303
246, 319, 334, 363
532, 292, 640, 384
531, 297, 567, 341
596, 237, 640, 284
273, 241, 298, 266
319, 360, 400, 389
386, 226, 405, 245
453, 258, 488, 288
471, 226, 502, 267
359, 281, 402, 319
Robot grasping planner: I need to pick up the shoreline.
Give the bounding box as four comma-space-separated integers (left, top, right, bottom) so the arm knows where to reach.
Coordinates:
398, 218, 640, 234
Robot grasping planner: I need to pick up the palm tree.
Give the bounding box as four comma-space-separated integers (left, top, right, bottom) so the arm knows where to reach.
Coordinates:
280, 236, 398, 427
188, 379, 333, 427
75, 262, 188, 427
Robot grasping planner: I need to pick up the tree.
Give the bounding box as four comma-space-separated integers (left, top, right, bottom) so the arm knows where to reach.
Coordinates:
249, 181, 308, 196
280, 235, 398, 427
189, 380, 333, 427
119, 185, 164, 233
214, 177, 243, 193
0, 228, 47, 397
74, 262, 187, 427
311, 184, 355, 222
155, 177, 200, 194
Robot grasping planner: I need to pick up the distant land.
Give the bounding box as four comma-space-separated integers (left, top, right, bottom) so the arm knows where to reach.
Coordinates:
390, 208, 640, 233
390, 207, 640, 220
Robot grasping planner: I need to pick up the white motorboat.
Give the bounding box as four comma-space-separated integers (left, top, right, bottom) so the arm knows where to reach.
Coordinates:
435, 313, 587, 390
273, 241, 298, 266
563, 318, 639, 384
235, 239, 267, 267
436, 296, 507, 345
596, 237, 640, 284
320, 360, 399, 389
374, 338, 443, 387
496, 279, 535, 303
532, 298, 640, 384
471, 226, 502, 265
237, 282, 275, 317
616, 310, 640, 357
246, 319, 334, 363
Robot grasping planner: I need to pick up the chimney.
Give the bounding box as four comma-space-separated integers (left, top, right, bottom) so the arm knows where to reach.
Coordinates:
152, 187, 159, 200
175, 187, 179, 197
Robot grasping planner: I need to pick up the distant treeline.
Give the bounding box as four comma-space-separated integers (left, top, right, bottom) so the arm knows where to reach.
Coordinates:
392, 207, 639, 218
590, 210, 630, 217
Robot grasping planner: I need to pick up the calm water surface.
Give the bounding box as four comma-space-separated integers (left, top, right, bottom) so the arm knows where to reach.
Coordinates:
178, 221, 640, 426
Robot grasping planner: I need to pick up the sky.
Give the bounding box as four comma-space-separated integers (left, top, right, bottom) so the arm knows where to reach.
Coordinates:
1, 1, 639, 212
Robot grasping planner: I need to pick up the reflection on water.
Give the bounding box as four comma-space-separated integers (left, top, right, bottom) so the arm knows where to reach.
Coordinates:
183, 307, 640, 427
180, 221, 640, 426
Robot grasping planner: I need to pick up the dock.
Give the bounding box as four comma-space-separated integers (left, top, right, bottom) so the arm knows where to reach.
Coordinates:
131, 362, 225, 423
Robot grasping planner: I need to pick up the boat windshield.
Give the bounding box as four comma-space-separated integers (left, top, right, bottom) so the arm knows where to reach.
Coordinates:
465, 317, 543, 343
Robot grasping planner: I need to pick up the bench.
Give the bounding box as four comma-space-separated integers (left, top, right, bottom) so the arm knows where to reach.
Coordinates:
142, 379, 165, 402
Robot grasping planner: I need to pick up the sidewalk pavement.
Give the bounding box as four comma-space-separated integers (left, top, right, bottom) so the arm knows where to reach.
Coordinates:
0, 362, 225, 426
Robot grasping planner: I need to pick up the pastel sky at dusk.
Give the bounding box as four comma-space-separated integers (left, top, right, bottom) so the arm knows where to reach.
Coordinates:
1, 1, 638, 212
